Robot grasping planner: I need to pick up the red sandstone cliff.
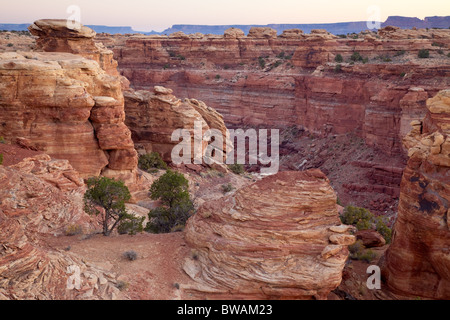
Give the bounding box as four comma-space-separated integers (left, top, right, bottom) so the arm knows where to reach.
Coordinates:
102, 26, 450, 155
382, 90, 450, 299
0, 51, 137, 180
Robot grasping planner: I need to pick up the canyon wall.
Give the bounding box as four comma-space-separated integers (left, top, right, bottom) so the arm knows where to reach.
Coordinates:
382, 90, 450, 299
103, 26, 450, 155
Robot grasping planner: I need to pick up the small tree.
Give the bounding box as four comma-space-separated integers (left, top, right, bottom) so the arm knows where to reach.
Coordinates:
351, 52, 363, 62
83, 177, 132, 236
418, 49, 430, 59
145, 170, 194, 233
335, 54, 343, 63
138, 152, 168, 173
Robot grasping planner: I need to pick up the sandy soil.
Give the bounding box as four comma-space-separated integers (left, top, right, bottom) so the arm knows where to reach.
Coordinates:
45, 232, 194, 300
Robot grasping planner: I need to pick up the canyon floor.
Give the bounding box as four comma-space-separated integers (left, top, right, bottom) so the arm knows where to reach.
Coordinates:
44, 230, 396, 300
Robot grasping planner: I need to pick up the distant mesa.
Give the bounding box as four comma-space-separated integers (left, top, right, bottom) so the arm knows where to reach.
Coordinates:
1, 16, 449, 35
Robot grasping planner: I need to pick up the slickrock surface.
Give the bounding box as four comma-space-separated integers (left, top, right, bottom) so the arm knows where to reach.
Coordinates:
382, 90, 450, 299
0, 51, 137, 179
0, 155, 124, 300
183, 170, 355, 300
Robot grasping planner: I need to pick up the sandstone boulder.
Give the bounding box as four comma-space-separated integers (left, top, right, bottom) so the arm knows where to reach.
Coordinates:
0, 155, 124, 300
355, 230, 386, 247
247, 27, 277, 39
183, 170, 355, 299
224, 27, 246, 39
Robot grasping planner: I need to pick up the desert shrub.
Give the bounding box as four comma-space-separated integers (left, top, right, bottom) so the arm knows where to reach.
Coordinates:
418, 49, 430, 59
437, 49, 444, 55
337, 34, 347, 38
348, 240, 377, 263
228, 163, 245, 175
0, 136, 5, 144
123, 250, 138, 261
83, 177, 131, 236
138, 152, 168, 173
0, 153, 3, 165
394, 50, 406, 57
277, 51, 286, 59
362, 57, 369, 64
258, 56, 266, 68
117, 214, 145, 235
145, 170, 194, 233
341, 205, 392, 243
375, 217, 392, 244
400, 72, 406, 77
334, 64, 342, 73
350, 51, 363, 62
335, 54, 343, 63
215, 74, 221, 80
340, 206, 374, 230
64, 224, 83, 236
6, 43, 13, 47
116, 280, 129, 291
273, 60, 283, 68
221, 183, 234, 194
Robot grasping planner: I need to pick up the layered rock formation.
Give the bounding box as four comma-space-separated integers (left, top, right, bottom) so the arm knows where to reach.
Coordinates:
29, 19, 119, 76
105, 26, 450, 156
124, 86, 230, 164
0, 51, 137, 180
183, 170, 355, 300
0, 155, 124, 300
382, 90, 450, 299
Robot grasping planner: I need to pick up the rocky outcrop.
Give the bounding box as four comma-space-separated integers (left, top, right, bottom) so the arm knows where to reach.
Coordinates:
0, 51, 137, 179
124, 86, 230, 165
0, 155, 124, 300
29, 19, 119, 76
183, 170, 355, 300
382, 90, 450, 299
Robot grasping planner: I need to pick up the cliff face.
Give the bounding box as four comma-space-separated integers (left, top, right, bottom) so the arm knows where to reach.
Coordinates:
183, 170, 355, 300
0, 51, 137, 179
383, 90, 450, 299
104, 27, 450, 156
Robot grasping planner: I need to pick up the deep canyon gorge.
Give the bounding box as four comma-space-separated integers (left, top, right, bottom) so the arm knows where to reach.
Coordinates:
0, 19, 449, 300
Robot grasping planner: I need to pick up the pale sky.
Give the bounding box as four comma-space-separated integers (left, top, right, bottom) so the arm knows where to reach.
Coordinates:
1, 0, 449, 32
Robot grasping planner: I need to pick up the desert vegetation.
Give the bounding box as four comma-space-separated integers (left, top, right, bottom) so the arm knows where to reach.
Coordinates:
83, 176, 142, 236
145, 170, 194, 233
